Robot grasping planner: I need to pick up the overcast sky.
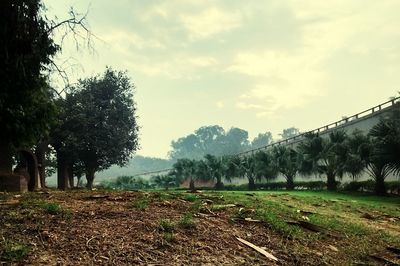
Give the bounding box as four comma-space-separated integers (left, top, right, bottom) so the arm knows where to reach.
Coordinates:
44, 0, 400, 159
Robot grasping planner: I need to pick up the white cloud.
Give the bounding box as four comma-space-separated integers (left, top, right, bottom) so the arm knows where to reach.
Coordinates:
216, 101, 224, 108
180, 7, 242, 40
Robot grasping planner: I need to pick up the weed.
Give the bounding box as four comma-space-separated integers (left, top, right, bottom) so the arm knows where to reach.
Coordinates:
179, 213, 195, 229
41, 202, 62, 215
183, 194, 198, 202
162, 232, 175, 242
189, 201, 202, 213
159, 218, 175, 232
131, 196, 149, 210
0, 239, 30, 262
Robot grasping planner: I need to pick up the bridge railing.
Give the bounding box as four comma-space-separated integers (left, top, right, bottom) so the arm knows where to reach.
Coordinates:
135, 97, 399, 176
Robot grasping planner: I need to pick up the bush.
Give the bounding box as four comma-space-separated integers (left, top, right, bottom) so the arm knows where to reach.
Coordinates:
342, 180, 400, 194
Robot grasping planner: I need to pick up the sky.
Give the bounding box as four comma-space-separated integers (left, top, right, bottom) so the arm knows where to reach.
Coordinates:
43, 0, 400, 159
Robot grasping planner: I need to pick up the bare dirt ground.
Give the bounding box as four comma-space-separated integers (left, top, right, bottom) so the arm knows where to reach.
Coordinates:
0, 190, 399, 265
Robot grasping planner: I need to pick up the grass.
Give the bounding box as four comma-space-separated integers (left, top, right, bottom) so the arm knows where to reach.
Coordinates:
159, 218, 175, 233
178, 213, 195, 229
0, 238, 30, 262
183, 194, 199, 202
19, 199, 72, 219
202, 190, 400, 244
131, 195, 150, 210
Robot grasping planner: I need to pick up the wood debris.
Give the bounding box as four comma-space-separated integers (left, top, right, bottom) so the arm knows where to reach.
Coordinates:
236, 237, 278, 262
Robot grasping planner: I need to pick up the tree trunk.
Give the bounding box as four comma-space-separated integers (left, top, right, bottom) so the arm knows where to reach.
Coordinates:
326, 173, 337, 191
374, 174, 386, 195
77, 175, 82, 187
86, 167, 96, 190
286, 175, 295, 190
189, 178, 196, 192
56, 151, 69, 190
215, 178, 224, 190
68, 164, 74, 188
0, 141, 13, 174
248, 177, 256, 191
35, 141, 48, 188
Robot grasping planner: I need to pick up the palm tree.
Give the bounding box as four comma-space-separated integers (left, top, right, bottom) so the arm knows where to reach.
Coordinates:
369, 109, 400, 176
298, 131, 348, 191
172, 158, 198, 192
196, 154, 231, 190
272, 146, 300, 190
344, 130, 367, 181
227, 152, 277, 190
254, 150, 278, 184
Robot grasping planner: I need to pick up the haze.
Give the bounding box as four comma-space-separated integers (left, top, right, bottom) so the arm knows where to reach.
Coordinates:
44, 0, 400, 159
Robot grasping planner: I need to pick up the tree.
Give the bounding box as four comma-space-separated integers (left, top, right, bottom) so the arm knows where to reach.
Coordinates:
272, 146, 300, 190
227, 152, 276, 190
197, 154, 231, 190
369, 109, 400, 177
171, 158, 199, 192
0, 1, 59, 175
254, 151, 278, 183
280, 127, 300, 140
152, 174, 177, 190
169, 126, 225, 159
251, 132, 273, 149
298, 131, 348, 191
71, 68, 139, 189
222, 127, 250, 154
343, 130, 367, 181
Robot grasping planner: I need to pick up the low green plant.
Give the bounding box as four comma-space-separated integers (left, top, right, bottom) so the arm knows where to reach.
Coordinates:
179, 213, 195, 229
0, 239, 30, 262
162, 232, 175, 243
183, 194, 198, 202
188, 200, 202, 213
131, 196, 150, 210
159, 218, 175, 232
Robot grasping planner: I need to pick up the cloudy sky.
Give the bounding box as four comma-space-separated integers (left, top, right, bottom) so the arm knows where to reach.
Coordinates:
44, 0, 400, 158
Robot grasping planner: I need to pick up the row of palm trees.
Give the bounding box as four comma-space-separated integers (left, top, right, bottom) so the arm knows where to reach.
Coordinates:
169, 111, 399, 195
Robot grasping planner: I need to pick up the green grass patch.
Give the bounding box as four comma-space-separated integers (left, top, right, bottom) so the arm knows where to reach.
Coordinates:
178, 213, 195, 229
131, 196, 150, 210
0, 239, 30, 262
159, 218, 175, 233
183, 194, 199, 202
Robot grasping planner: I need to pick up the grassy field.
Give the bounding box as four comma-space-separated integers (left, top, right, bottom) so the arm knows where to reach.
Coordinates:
0, 190, 399, 265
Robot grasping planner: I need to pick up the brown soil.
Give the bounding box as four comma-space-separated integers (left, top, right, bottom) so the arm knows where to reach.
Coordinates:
0, 191, 398, 265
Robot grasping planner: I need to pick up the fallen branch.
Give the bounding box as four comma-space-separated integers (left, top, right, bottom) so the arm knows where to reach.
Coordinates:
387, 246, 400, 255
236, 237, 278, 262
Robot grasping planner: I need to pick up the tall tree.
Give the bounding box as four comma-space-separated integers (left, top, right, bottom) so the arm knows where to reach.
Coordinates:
272, 146, 300, 190
0, 0, 58, 175
171, 158, 198, 192
251, 132, 273, 149
298, 131, 348, 191
72, 68, 139, 189
280, 127, 300, 140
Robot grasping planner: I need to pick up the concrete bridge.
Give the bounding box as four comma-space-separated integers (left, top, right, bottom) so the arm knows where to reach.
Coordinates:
135, 97, 400, 179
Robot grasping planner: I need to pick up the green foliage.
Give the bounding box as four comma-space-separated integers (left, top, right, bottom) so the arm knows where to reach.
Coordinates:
169, 125, 273, 160
188, 200, 202, 213
131, 196, 150, 210
40, 202, 62, 215
280, 127, 300, 140
106, 176, 153, 190
298, 131, 348, 191
159, 219, 175, 233
178, 213, 195, 229
251, 132, 273, 149
151, 174, 177, 190
51, 68, 140, 188
0, 239, 30, 262
0, 1, 59, 147
183, 194, 199, 202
